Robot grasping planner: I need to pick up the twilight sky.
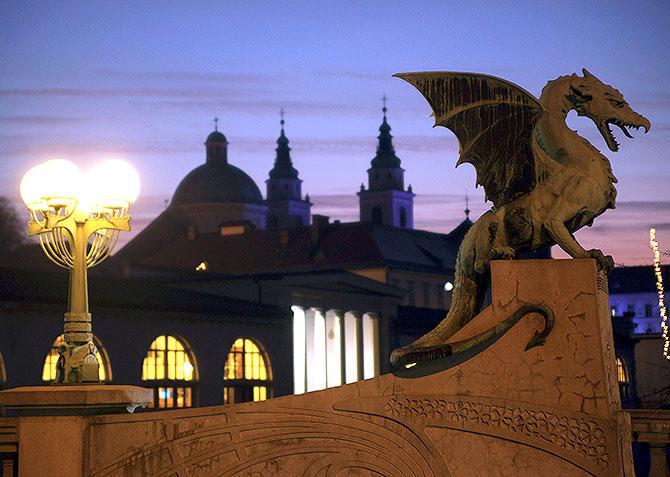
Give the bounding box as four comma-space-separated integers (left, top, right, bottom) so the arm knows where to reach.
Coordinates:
1, 1, 668, 265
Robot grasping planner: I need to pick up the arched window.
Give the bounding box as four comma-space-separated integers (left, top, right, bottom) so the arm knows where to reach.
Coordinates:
399, 207, 407, 228
0, 350, 6, 389
616, 357, 629, 399
42, 335, 111, 382
223, 338, 272, 404
371, 206, 383, 225
141, 335, 197, 409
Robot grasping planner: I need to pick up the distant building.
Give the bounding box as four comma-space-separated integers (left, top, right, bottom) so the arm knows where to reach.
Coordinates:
609, 265, 670, 409
609, 265, 668, 335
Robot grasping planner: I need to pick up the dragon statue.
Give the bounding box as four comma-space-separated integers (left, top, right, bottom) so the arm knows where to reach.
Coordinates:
390, 69, 650, 369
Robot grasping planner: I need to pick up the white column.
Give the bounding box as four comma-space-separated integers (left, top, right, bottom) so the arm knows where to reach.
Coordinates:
352, 311, 365, 381
307, 307, 327, 391
291, 306, 306, 395
344, 312, 359, 384
305, 308, 316, 391
334, 309, 346, 386
325, 310, 342, 388
363, 312, 380, 379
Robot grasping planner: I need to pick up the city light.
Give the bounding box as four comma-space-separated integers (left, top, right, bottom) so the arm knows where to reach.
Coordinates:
650, 228, 669, 360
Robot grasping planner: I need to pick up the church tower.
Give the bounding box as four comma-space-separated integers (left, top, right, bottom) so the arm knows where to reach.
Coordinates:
358, 99, 415, 228
265, 112, 312, 228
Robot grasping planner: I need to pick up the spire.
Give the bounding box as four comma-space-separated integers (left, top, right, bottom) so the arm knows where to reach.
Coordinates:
371, 95, 401, 168
214, 116, 219, 131
269, 109, 298, 179
465, 190, 471, 220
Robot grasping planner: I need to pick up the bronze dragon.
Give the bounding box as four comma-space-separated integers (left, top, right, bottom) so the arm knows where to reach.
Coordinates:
390, 69, 650, 368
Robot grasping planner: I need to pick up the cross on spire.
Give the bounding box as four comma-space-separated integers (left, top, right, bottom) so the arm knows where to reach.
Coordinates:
465, 190, 471, 219
279, 108, 285, 128
214, 117, 219, 132
381, 94, 388, 115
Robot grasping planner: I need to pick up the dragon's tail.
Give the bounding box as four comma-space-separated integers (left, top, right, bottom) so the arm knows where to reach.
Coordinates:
390, 242, 481, 365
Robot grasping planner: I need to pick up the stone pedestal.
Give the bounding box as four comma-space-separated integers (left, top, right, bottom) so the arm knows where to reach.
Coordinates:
0, 385, 151, 477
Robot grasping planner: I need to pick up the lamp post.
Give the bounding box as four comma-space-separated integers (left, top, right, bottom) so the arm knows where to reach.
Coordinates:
20, 159, 140, 384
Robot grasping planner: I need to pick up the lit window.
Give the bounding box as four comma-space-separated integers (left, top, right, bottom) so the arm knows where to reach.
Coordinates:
141, 335, 197, 409
616, 357, 628, 383
195, 261, 208, 272
616, 357, 629, 400
42, 335, 110, 382
611, 306, 617, 317
223, 338, 272, 404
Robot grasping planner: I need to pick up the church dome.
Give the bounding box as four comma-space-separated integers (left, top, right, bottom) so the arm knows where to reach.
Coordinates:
206, 131, 228, 143
172, 162, 263, 205
172, 128, 263, 206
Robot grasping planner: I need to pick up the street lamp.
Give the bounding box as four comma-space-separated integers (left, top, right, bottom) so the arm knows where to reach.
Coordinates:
20, 159, 140, 385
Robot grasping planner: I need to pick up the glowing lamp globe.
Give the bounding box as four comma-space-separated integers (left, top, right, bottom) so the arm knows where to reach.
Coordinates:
20, 159, 83, 210
83, 160, 140, 210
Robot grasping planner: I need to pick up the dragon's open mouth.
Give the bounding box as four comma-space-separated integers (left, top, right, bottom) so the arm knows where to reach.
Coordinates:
599, 119, 649, 152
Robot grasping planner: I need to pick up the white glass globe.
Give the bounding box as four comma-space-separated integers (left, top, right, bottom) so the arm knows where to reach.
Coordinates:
20, 159, 83, 209
83, 160, 140, 209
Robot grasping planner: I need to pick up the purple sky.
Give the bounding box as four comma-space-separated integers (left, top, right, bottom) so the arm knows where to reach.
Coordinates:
1, 1, 668, 265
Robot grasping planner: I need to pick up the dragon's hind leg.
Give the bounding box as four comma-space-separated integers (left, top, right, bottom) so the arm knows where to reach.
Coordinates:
391, 212, 503, 367
390, 273, 479, 366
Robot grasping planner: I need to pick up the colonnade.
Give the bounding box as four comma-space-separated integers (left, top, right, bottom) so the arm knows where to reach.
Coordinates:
291, 307, 380, 394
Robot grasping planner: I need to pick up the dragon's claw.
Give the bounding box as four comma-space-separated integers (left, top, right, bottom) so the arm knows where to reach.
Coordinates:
490, 246, 515, 260
586, 249, 614, 273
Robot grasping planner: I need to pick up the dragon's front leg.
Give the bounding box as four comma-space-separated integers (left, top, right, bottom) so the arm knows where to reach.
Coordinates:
543, 177, 614, 272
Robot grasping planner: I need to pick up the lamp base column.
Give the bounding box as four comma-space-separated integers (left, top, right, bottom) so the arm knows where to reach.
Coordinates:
56, 312, 100, 385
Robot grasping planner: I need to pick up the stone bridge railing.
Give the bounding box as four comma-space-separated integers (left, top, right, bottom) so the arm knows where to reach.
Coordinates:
1, 260, 665, 476
629, 409, 670, 477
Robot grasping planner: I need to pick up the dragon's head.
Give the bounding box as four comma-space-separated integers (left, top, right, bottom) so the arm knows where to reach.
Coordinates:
568, 68, 650, 152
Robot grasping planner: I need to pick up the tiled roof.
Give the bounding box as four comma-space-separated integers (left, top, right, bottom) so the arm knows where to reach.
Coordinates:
113, 220, 461, 276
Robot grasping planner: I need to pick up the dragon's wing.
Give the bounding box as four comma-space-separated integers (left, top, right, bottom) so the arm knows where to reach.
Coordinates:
396, 72, 545, 206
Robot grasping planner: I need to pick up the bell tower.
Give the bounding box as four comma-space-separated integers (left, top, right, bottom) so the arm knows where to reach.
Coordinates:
265, 111, 312, 228
358, 97, 415, 228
